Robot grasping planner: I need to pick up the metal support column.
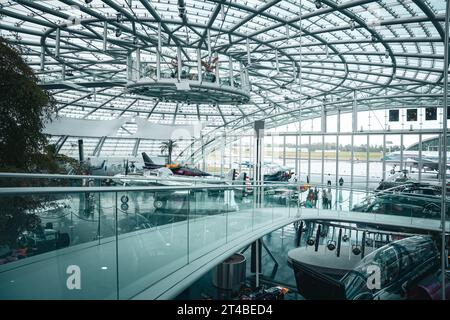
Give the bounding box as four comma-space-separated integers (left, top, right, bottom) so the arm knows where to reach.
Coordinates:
298, 106, 302, 179
103, 21, 108, 52
55, 28, 60, 58
350, 133, 354, 190
254, 121, 264, 207
275, 50, 279, 73
336, 109, 340, 187
400, 134, 404, 171
136, 48, 141, 80
251, 239, 262, 287
366, 134, 370, 191
240, 62, 245, 89
295, 135, 299, 177
132, 138, 141, 157
308, 135, 311, 182
351, 91, 357, 189
177, 46, 182, 82
271, 135, 274, 163
215, 52, 220, 84
246, 38, 251, 66
382, 133, 387, 181
197, 48, 202, 83
418, 134, 423, 182
238, 137, 242, 173
157, 23, 161, 80
40, 46, 45, 71
321, 134, 325, 185
229, 55, 233, 86
207, 28, 212, 59
220, 134, 225, 177
352, 90, 358, 134
126, 53, 132, 80
440, 0, 450, 300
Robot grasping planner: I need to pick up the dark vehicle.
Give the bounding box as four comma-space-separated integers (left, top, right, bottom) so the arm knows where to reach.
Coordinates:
352, 186, 449, 220
376, 182, 443, 195
376, 172, 416, 191
16, 227, 70, 257
293, 236, 449, 300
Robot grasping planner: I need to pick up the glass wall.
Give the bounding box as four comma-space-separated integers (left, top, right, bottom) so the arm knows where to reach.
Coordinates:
204, 118, 444, 192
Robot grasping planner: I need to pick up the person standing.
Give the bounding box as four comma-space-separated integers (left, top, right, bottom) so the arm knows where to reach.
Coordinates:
322, 189, 328, 209
327, 188, 333, 209
314, 187, 319, 207
308, 189, 315, 206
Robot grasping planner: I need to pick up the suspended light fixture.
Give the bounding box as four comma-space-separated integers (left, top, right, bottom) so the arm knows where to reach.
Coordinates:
349, 19, 355, 31
85, 0, 93, 4
327, 227, 336, 251
352, 245, 361, 255
178, 0, 186, 19
314, 0, 323, 9
352, 231, 361, 255
327, 240, 336, 251
342, 230, 349, 242
115, 28, 121, 37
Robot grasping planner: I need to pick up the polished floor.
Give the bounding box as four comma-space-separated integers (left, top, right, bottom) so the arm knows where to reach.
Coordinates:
175, 223, 305, 300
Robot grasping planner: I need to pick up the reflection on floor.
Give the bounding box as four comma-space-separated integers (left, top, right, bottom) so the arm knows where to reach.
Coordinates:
175, 223, 305, 300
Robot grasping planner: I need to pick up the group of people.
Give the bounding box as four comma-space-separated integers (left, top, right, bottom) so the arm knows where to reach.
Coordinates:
304, 187, 335, 209
302, 173, 346, 210
304, 187, 333, 209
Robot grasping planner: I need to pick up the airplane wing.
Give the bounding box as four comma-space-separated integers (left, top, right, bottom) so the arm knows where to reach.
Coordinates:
406, 157, 450, 171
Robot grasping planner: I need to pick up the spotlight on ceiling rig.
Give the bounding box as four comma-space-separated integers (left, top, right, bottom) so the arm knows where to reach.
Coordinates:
314, 0, 323, 9
115, 28, 121, 37
178, 0, 186, 19
85, 0, 93, 4
349, 19, 355, 31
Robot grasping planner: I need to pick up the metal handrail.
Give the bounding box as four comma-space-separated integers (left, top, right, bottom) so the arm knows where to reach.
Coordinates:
0, 172, 391, 186
0, 182, 370, 196
0, 172, 230, 184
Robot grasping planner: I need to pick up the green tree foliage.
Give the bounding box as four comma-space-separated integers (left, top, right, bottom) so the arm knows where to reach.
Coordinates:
160, 139, 178, 164
0, 37, 57, 172
0, 37, 64, 249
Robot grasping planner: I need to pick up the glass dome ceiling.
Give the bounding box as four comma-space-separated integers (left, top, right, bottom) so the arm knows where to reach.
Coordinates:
0, 0, 447, 136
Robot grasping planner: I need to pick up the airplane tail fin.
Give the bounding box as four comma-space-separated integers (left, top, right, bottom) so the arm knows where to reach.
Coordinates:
142, 152, 162, 169
142, 152, 154, 165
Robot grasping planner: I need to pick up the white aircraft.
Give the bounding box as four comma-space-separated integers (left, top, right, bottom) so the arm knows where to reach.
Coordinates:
383, 150, 450, 172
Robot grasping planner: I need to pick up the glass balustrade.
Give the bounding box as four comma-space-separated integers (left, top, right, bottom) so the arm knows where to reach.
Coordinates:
0, 176, 448, 299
